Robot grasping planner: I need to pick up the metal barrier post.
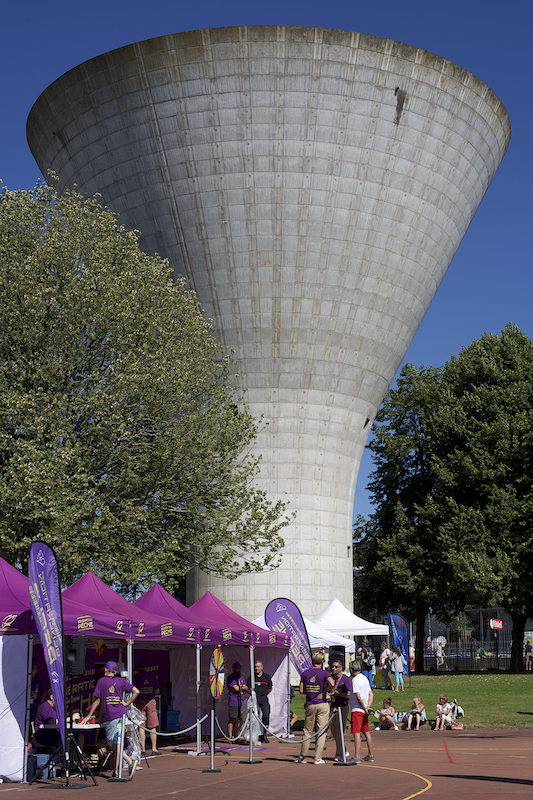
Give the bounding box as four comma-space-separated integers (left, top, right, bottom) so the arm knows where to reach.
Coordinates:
333, 706, 356, 767
202, 709, 221, 773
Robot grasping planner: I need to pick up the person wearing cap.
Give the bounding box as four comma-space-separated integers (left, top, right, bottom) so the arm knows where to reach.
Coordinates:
228, 662, 250, 740
134, 661, 161, 755
81, 661, 140, 778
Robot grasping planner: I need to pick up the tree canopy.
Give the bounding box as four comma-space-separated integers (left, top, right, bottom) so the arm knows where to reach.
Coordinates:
0, 180, 291, 594
355, 324, 533, 670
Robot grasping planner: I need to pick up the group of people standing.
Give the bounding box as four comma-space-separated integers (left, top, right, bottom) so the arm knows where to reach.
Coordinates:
295, 653, 374, 765
226, 660, 273, 743
377, 642, 408, 692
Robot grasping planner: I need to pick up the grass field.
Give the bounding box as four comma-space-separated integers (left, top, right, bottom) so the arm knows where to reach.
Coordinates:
290, 673, 533, 729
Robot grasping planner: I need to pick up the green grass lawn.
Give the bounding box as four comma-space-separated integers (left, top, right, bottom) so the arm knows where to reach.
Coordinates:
291, 673, 533, 728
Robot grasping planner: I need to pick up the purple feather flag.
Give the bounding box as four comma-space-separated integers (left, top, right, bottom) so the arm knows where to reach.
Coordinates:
28, 543, 66, 749
265, 598, 312, 675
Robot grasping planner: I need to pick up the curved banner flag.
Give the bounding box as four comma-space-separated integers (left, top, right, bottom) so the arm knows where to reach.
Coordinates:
28, 543, 66, 749
390, 614, 409, 676
265, 598, 312, 676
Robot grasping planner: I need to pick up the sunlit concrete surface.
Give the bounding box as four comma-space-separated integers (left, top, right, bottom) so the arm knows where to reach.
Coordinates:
27, 26, 510, 618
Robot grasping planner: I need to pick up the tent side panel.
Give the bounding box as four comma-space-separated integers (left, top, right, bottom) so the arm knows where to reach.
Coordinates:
0, 635, 27, 782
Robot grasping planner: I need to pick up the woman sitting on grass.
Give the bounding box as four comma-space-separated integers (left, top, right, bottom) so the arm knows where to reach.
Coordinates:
434, 694, 452, 730
406, 696, 425, 730
375, 697, 397, 730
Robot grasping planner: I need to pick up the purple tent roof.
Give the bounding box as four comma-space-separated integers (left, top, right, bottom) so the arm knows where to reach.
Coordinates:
135, 584, 233, 647
189, 591, 290, 649
0, 557, 35, 635
63, 572, 198, 644
0, 558, 138, 639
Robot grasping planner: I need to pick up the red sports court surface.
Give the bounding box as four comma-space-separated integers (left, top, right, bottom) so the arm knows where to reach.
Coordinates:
5, 729, 533, 798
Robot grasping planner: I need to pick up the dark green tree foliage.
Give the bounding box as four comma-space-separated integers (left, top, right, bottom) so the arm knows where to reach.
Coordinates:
354, 364, 453, 670
429, 324, 533, 671
0, 181, 290, 594
355, 325, 533, 671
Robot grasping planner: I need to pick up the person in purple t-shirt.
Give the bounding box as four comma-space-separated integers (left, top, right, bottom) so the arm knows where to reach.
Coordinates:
228, 662, 250, 740
329, 660, 351, 761
34, 689, 60, 748
81, 661, 139, 778
294, 653, 334, 765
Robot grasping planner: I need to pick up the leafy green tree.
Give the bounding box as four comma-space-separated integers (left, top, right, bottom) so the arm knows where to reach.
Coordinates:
356, 325, 533, 671
354, 364, 458, 671
429, 324, 533, 670
0, 180, 290, 594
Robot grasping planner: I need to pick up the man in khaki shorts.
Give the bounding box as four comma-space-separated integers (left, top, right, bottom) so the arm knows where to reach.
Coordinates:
294, 653, 334, 765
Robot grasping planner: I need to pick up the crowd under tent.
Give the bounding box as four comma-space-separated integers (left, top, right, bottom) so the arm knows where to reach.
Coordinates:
311, 598, 389, 638
0, 560, 290, 782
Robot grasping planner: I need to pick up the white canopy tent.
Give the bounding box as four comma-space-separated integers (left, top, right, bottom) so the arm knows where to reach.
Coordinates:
311, 598, 389, 638
253, 615, 355, 653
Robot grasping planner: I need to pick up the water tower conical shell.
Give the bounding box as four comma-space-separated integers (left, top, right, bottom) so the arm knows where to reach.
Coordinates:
27, 26, 510, 618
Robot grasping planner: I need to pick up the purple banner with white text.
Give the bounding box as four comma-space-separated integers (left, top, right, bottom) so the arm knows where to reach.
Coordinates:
28, 543, 66, 749
265, 598, 312, 676
390, 614, 409, 676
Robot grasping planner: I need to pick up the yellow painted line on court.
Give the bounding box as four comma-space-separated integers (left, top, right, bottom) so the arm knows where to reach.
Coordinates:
361, 764, 432, 800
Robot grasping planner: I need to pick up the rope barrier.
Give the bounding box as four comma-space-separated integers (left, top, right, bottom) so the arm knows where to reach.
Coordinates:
251, 709, 336, 744
129, 713, 209, 737
214, 712, 250, 742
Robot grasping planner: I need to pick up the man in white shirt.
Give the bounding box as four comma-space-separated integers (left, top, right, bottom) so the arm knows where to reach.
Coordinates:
348, 661, 374, 764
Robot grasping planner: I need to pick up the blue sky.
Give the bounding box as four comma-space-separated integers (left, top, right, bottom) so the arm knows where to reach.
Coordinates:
2, 0, 531, 519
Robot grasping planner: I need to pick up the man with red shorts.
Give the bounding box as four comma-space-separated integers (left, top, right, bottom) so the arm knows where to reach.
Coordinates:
349, 661, 374, 764
134, 662, 161, 754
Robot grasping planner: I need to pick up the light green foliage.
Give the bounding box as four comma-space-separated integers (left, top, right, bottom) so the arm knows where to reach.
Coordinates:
0, 180, 290, 593
355, 325, 533, 670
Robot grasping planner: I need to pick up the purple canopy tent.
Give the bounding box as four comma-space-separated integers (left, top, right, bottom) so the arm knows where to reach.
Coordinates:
134, 587, 291, 742
63, 572, 201, 654
185, 591, 291, 739
190, 591, 289, 648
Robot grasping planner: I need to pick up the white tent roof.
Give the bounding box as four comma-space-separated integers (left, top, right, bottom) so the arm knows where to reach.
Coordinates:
253, 614, 355, 653
311, 598, 389, 637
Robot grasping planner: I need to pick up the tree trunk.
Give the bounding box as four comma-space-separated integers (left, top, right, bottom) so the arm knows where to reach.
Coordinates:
415, 610, 427, 673
509, 611, 527, 672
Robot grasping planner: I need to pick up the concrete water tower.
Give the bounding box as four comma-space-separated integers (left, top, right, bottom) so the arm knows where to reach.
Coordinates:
27, 26, 510, 619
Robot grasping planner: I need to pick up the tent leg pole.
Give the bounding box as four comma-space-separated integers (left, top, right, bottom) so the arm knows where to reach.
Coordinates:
23, 636, 34, 783
240, 646, 261, 764
188, 644, 203, 755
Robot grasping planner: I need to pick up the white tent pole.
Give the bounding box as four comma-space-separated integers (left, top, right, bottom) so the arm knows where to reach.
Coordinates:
23, 635, 34, 783
196, 644, 202, 754
239, 645, 261, 765
248, 645, 254, 761
127, 639, 133, 682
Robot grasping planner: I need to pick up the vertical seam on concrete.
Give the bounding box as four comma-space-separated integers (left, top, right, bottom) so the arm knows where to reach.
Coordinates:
132, 41, 197, 292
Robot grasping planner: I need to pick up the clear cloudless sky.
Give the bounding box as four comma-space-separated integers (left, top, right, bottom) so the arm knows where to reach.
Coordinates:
2, 0, 531, 520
